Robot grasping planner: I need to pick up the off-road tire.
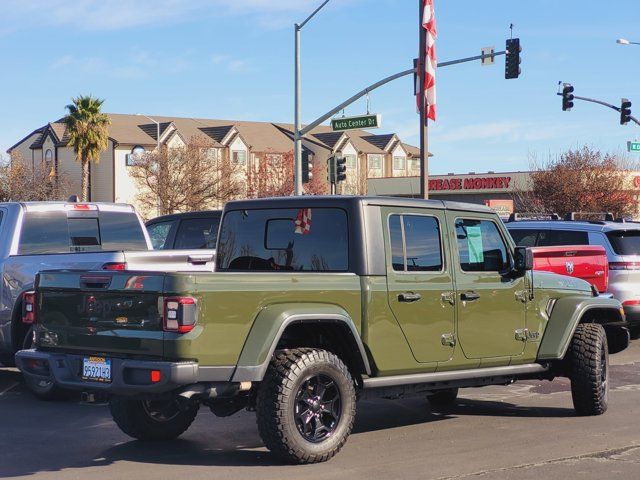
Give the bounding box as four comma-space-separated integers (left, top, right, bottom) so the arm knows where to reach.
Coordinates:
256, 348, 357, 464
567, 323, 609, 416
20, 325, 63, 401
109, 396, 199, 441
427, 388, 459, 408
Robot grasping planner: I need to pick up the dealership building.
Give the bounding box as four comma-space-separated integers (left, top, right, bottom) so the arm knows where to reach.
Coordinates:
369, 170, 640, 218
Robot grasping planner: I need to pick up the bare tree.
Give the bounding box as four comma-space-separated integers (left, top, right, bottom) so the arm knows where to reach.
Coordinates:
0, 152, 70, 202
129, 137, 244, 218
247, 151, 328, 198
524, 146, 638, 218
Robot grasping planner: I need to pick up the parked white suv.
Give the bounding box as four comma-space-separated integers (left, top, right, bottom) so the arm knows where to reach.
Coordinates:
506, 213, 640, 333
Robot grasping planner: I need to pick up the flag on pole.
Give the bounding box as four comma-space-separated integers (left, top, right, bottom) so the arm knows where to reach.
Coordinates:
421, 0, 437, 121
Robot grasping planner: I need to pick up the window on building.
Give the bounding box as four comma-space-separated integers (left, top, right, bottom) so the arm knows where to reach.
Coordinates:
345, 154, 357, 169
127, 145, 145, 166
389, 214, 443, 272
393, 156, 406, 170
455, 219, 508, 272
368, 154, 383, 170
44, 149, 53, 165
217, 208, 349, 272
232, 150, 247, 165
408, 158, 420, 171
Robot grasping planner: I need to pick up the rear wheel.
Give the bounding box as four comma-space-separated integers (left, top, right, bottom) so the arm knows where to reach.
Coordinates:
20, 325, 61, 401
256, 348, 357, 464
567, 323, 609, 416
109, 396, 199, 441
427, 388, 459, 408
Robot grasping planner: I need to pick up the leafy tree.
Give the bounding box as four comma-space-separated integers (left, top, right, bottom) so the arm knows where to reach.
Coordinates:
63, 95, 110, 201
523, 146, 638, 218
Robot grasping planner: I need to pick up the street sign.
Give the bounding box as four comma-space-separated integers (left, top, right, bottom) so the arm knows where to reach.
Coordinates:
481, 46, 495, 66
331, 114, 381, 132
628, 141, 640, 152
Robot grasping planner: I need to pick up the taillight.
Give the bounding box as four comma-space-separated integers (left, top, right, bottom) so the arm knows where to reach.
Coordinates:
609, 262, 640, 271
22, 291, 37, 324
163, 297, 197, 333
622, 300, 640, 306
102, 262, 127, 271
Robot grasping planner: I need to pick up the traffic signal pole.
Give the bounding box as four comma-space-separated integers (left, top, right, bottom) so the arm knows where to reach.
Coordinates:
557, 91, 640, 126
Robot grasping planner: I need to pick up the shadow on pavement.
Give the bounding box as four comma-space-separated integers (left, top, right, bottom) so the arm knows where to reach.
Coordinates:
0, 394, 578, 477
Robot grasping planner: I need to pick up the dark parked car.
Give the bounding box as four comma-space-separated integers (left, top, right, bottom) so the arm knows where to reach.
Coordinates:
145, 210, 222, 250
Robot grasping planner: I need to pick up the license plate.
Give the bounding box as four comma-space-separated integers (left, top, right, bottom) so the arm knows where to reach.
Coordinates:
82, 356, 112, 383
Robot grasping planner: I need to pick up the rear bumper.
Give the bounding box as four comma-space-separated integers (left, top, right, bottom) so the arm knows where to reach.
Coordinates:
15, 350, 221, 396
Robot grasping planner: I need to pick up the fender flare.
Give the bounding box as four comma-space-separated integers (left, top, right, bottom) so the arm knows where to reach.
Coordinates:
537, 296, 624, 361
231, 303, 371, 382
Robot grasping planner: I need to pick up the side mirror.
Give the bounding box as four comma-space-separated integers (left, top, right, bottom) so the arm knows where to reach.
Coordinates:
513, 246, 533, 274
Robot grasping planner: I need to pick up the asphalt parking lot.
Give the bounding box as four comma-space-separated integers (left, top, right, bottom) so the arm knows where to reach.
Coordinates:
1, 342, 639, 480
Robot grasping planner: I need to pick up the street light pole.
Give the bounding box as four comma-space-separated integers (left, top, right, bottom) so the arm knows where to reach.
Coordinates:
137, 113, 162, 215
294, 0, 330, 196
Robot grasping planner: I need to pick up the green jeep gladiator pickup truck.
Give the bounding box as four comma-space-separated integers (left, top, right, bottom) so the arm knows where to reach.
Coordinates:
17, 196, 630, 464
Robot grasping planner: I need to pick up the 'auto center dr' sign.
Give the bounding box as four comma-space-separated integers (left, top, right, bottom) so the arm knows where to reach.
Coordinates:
429, 175, 512, 192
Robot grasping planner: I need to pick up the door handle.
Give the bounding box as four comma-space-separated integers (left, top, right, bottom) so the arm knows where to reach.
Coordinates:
398, 292, 422, 303
461, 291, 480, 301
188, 254, 214, 265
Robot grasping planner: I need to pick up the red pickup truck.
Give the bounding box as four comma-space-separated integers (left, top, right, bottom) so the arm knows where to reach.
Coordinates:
530, 245, 609, 293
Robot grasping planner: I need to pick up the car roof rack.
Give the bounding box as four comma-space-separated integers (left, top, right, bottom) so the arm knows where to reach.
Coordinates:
507, 212, 560, 222
615, 216, 640, 224
565, 212, 614, 222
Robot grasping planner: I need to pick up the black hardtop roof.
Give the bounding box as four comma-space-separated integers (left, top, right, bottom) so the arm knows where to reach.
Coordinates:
145, 209, 222, 225
223, 195, 493, 214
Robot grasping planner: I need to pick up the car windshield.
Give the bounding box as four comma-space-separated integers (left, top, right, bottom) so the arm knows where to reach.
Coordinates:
606, 230, 640, 255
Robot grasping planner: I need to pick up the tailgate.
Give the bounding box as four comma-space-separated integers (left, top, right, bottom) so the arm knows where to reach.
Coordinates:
531, 246, 608, 292
35, 270, 167, 358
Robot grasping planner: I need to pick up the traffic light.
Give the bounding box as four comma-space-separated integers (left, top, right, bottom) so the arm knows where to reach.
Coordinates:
620, 98, 632, 125
327, 155, 336, 184
335, 155, 346, 183
562, 83, 574, 111
302, 150, 313, 183
505, 38, 521, 79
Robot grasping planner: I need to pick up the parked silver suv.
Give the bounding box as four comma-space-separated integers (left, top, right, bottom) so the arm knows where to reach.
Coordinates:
506, 214, 640, 332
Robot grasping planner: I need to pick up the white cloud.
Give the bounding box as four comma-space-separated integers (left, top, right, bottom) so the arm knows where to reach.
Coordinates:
212, 54, 254, 73
49, 48, 189, 80
2, 0, 352, 32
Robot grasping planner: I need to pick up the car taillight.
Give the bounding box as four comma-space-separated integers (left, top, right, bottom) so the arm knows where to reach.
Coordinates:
22, 291, 37, 324
622, 300, 640, 306
609, 261, 640, 271
102, 262, 127, 271
163, 297, 197, 333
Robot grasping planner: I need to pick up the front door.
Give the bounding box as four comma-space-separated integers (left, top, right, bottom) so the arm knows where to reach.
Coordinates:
384, 208, 456, 363
448, 215, 526, 359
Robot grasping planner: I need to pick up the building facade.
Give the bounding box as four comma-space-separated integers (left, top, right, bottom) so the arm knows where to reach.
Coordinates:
8, 114, 420, 216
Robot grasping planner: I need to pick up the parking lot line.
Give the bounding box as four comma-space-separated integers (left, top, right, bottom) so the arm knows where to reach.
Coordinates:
0, 381, 19, 396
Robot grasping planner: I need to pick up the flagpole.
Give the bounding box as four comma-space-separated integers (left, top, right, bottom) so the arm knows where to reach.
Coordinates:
418, 0, 429, 199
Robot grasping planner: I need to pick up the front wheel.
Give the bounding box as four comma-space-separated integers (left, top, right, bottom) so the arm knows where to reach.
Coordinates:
567, 323, 609, 416
256, 348, 357, 464
109, 396, 199, 441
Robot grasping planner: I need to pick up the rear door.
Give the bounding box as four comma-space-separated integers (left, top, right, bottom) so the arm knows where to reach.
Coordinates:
448, 214, 526, 359
384, 207, 456, 363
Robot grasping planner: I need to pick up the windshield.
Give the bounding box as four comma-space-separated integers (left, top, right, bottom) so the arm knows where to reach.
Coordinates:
606, 230, 640, 255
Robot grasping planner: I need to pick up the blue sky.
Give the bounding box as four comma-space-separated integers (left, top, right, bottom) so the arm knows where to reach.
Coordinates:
1, 0, 639, 174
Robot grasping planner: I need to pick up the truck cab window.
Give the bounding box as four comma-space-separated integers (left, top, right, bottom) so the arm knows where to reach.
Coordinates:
456, 219, 508, 272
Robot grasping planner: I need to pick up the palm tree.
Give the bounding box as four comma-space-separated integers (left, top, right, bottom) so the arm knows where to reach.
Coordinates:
63, 95, 110, 201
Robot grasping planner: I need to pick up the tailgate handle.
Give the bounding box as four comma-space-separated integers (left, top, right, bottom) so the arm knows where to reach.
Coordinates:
80, 275, 112, 289
188, 254, 214, 265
